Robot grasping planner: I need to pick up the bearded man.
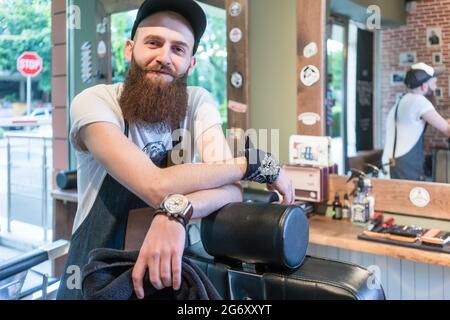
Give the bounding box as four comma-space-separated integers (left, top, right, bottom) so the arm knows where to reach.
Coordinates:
57, 0, 294, 300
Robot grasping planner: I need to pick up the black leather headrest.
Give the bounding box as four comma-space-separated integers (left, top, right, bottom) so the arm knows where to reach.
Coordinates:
201, 203, 309, 270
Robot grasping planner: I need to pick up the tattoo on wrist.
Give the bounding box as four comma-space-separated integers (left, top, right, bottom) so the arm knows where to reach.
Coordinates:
240, 148, 281, 184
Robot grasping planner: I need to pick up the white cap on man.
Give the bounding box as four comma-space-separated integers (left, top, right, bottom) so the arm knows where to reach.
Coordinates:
404, 62, 444, 89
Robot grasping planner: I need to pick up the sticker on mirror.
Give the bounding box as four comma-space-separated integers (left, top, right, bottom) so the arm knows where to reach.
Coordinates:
298, 112, 321, 126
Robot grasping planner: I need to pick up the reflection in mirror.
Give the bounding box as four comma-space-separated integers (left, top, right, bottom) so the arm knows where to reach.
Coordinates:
327, 1, 450, 183
326, 19, 347, 174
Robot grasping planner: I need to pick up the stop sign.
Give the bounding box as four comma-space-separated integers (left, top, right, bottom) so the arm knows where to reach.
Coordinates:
16, 52, 43, 77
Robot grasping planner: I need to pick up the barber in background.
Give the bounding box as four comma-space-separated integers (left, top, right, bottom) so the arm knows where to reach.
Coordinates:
382, 63, 450, 181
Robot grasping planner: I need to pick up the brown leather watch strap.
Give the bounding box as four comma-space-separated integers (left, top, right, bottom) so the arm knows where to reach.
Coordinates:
154, 209, 186, 228
183, 204, 194, 225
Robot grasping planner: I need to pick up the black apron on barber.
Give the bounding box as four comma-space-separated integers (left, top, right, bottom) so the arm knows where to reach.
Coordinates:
56, 121, 178, 300
389, 96, 428, 181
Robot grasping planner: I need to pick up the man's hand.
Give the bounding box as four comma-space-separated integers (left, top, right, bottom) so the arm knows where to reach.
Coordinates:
132, 214, 185, 299
267, 168, 295, 205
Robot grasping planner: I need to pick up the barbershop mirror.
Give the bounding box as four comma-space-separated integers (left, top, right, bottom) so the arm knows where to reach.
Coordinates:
325, 3, 450, 184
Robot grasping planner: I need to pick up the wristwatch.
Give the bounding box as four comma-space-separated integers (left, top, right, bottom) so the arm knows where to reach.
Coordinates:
155, 194, 193, 227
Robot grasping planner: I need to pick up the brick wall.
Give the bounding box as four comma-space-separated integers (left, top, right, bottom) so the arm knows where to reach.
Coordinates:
381, 0, 450, 153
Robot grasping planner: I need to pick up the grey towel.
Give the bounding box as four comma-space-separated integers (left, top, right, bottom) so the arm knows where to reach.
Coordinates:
82, 248, 222, 300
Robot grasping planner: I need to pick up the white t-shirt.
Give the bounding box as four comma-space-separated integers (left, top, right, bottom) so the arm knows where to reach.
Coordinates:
69, 83, 222, 233
382, 93, 435, 167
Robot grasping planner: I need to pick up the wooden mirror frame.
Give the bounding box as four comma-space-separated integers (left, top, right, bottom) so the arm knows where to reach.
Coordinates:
220, 0, 250, 156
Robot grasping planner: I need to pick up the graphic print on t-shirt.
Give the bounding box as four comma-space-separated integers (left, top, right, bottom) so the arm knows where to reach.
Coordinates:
143, 141, 168, 168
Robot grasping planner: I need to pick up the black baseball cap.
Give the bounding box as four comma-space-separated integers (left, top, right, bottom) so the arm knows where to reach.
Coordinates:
131, 0, 207, 55
404, 62, 444, 89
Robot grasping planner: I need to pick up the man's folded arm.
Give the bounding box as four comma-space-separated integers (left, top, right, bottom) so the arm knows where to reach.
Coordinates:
79, 122, 247, 208
186, 183, 243, 219
186, 123, 245, 218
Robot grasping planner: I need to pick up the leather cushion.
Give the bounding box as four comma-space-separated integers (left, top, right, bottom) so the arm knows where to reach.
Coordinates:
184, 242, 386, 300
201, 203, 309, 270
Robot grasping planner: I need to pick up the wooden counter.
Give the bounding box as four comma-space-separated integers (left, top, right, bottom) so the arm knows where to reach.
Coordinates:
309, 215, 450, 267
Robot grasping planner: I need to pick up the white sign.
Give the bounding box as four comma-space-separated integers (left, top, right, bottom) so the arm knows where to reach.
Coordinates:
231, 72, 243, 89
229, 2, 242, 17
300, 65, 320, 87
303, 42, 318, 58
16, 52, 43, 116
16, 52, 43, 77
96, 17, 107, 34
229, 28, 242, 43
298, 112, 321, 126
289, 135, 332, 167
97, 40, 107, 58
409, 187, 431, 208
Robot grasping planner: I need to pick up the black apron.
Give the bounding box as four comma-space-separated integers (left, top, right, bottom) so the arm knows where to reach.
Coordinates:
390, 125, 428, 181
56, 121, 174, 300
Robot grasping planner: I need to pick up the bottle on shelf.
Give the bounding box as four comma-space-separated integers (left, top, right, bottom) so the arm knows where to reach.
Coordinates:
350, 175, 370, 227
332, 192, 343, 220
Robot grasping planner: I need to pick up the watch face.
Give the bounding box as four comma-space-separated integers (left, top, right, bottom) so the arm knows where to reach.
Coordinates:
164, 194, 189, 216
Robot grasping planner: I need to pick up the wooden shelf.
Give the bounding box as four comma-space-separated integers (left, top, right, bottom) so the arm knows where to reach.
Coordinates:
309, 215, 450, 267
329, 175, 450, 221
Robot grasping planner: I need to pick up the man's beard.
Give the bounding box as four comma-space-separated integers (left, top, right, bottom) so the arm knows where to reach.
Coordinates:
119, 58, 188, 131
423, 87, 437, 106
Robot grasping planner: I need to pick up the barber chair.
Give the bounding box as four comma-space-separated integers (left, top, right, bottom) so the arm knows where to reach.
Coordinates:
126, 188, 385, 300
